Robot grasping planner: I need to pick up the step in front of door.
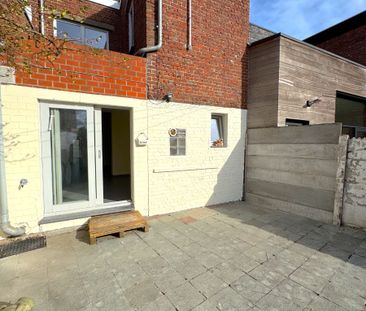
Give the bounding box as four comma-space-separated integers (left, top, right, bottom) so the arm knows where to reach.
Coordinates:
88, 210, 148, 244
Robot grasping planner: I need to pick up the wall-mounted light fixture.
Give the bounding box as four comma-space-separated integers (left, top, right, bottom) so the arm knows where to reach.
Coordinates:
163, 92, 173, 103
305, 97, 321, 107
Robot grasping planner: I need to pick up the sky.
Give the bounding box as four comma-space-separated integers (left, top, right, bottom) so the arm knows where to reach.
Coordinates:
250, 0, 366, 40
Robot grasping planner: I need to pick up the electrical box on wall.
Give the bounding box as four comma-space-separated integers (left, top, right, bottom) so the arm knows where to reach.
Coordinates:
135, 133, 148, 146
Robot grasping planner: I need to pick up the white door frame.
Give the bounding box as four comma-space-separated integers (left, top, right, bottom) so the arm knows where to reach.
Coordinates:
95, 107, 133, 208
41, 102, 133, 217
41, 102, 96, 216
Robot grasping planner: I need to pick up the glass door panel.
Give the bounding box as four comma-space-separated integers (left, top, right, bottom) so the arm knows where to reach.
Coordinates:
41, 103, 95, 216
50, 108, 89, 204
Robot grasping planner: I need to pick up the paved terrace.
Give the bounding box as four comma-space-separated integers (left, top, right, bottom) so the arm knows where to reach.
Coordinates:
1, 202, 366, 311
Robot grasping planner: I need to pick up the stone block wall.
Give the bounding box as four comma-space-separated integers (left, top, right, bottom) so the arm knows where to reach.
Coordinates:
342, 138, 366, 228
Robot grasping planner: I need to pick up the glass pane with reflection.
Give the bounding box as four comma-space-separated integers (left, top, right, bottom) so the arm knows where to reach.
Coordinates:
51, 108, 89, 204
85, 27, 108, 49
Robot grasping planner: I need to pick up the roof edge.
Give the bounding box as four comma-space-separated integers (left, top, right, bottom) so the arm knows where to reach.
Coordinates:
249, 32, 366, 70
304, 10, 366, 44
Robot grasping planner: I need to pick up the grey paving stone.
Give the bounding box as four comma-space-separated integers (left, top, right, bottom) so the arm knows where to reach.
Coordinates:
304, 296, 347, 311
48, 278, 89, 311
83, 277, 121, 304
0, 256, 19, 283
244, 246, 274, 263
124, 279, 161, 309
138, 255, 171, 276
319, 244, 352, 261
259, 257, 300, 277
236, 232, 266, 246
301, 258, 339, 279
227, 253, 261, 273
192, 287, 253, 311
285, 242, 317, 259
166, 282, 205, 311
114, 263, 150, 292
194, 250, 223, 269
152, 267, 186, 293
91, 291, 132, 311
160, 248, 191, 265
173, 258, 207, 280
190, 271, 227, 298
289, 267, 330, 294
321, 282, 365, 311
9, 281, 49, 308
256, 293, 303, 311
328, 272, 366, 298
210, 243, 245, 260
354, 246, 366, 258
348, 254, 366, 268
209, 261, 245, 284
271, 279, 317, 308
230, 273, 271, 303
180, 242, 207, 258
248, 264, 287, 289
137, 295, 176, 311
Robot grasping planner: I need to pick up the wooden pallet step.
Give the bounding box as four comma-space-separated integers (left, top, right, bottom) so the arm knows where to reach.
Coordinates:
88, 210, 148, 245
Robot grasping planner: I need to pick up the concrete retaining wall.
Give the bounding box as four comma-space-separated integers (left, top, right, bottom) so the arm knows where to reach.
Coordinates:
245, 123, 342, 223
343, 138, 366, 228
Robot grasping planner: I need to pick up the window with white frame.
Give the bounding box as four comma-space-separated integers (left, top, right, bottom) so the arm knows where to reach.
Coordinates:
170, 129, 186, 156
55, 19, 109, 49
87, 0, 121, 9
211, 114, 226, 147
128, 1, 135, 52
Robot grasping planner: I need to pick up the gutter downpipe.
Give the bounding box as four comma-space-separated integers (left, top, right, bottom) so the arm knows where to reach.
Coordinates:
0, 86, 26, 237
135, 0, 163, 56
39, 0, 45, 35
187, 0, 192, 50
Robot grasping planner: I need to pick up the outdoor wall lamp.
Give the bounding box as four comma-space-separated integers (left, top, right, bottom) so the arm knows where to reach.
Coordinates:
163, 92, 173, 103
305, 97, 321, 107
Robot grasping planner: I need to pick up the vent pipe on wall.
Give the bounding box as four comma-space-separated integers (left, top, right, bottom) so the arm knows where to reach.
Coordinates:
135, 0, 163, 56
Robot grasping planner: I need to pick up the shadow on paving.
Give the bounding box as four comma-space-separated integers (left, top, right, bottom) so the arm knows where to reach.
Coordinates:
207, 202, 366, 268
1, 201, 365, 311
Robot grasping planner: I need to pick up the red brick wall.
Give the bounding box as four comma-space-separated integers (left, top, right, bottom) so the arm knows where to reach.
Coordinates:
16, 43, 146, 99
315, 25, 366, 66
135, 0, 249, 109
28, 0, 129, 53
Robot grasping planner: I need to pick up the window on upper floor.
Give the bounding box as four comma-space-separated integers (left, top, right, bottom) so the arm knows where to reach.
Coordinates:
54, 19, 109, 50
128, 1, 135, 53
87, 0, 121, 9
211, 114, 227, 147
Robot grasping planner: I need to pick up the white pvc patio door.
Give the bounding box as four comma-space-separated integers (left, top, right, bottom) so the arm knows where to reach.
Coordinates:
41, 103, 99, 215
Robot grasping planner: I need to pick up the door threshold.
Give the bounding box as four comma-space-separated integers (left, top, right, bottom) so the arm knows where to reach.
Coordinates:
39, 204, 134, 225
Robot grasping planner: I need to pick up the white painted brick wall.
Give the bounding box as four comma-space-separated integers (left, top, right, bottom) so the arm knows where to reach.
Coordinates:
0, 85, 246, 233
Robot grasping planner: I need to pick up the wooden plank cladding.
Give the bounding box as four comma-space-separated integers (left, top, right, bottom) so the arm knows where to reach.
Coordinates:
247, 123, 342, 145
245, 124, 342, 223
248, 34, 366, 128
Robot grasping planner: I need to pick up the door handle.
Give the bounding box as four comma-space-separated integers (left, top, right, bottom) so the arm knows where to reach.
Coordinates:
98, 150, 102, 159
48, 114, 54, 131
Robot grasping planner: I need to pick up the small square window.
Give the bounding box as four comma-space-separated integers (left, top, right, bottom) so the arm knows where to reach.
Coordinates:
211, 114, 226, 147
170, 129, 186, 156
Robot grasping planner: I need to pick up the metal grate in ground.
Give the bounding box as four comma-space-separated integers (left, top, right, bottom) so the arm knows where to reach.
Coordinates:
0, 234, 47, 258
